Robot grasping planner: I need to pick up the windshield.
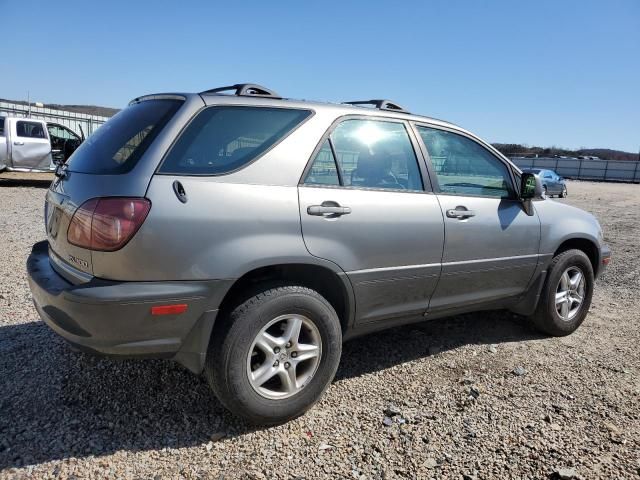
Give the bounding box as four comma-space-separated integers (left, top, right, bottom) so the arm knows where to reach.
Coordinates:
67, 99, 183, 174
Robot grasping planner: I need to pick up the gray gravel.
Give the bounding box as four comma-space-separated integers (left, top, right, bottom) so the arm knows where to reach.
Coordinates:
1, 179, 639, 479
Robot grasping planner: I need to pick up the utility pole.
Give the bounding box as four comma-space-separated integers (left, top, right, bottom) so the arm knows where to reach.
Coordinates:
27, 91, 31, 117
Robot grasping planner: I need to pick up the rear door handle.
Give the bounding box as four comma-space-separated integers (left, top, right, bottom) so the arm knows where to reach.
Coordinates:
307, 202, 351, 217
13, 141, 24, 146
446, 207, 476, 219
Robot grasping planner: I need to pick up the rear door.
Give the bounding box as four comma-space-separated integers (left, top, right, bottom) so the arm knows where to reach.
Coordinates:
299, 117, 444, 324
415, 125, 540, 312
10, 120, 52, 169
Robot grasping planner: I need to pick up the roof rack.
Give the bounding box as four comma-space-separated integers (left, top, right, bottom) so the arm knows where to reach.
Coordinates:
200, 83, 281, 99
344, 99, 410, 114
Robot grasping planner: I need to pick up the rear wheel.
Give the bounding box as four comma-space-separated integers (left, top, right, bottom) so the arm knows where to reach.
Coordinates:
530, 249, 594, 336
205, 285, 342, 425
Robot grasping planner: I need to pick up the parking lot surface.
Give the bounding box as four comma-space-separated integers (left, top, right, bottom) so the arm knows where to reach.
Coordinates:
0, 179, 638, 479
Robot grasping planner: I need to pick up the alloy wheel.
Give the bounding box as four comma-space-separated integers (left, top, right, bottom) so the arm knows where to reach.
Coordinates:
246, 314, 322, 399
555, 266, 586, 321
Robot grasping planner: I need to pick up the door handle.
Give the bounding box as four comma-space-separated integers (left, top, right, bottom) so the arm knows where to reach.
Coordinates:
13, 141, 24, 146
307, 202, 352, 217
446, 207, 476, 219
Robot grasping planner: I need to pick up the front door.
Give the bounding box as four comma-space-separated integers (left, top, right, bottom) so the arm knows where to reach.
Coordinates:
299, 118, 444, 324
415, 125, 540, 312
10, 120, 52, 169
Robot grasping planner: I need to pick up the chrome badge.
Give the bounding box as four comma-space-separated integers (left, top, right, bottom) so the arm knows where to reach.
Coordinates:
68, 254, 89, 269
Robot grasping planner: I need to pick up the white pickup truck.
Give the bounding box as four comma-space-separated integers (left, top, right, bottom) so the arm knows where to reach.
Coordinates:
0, 116, 83, 172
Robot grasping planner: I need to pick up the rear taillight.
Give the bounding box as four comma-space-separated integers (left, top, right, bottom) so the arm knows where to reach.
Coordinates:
67, 198, 151, 251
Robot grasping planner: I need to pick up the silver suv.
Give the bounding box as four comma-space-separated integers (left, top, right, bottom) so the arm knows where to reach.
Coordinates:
27, 84, 611, 424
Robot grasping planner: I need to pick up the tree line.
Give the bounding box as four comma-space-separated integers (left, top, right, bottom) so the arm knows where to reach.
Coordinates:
492, 143, 639, 161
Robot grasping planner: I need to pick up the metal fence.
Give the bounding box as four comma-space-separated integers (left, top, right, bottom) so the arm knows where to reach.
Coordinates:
0, 101, 109, 137
510, 157, 640, 183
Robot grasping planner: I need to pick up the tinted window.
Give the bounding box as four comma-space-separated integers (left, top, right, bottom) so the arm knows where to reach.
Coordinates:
418, 127, 512, 198
160, 107, 311, 175
304, 140, 339, 185
0, 117, 4, 137
67, 99, 182, 174
17, 121, 46, 139
306, 119, 422, 191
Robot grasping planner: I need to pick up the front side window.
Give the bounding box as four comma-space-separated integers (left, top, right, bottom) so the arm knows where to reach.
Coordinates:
17, 121, 46, 139
304, 119, 423, 191
160, 106, 312, 175
0, 117, 5, 137
417, 126, 513, 198
47, 124, 80, 141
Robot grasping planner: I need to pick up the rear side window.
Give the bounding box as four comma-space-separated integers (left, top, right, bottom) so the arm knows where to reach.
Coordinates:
67, 99, 183, 174
304, 119, 424, 191
17, 121, 46, 139
0, 117, 4, 137
159, 106, 312, 175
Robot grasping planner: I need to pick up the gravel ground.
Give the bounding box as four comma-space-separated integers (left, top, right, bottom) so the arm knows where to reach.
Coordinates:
0, 179, 638, 479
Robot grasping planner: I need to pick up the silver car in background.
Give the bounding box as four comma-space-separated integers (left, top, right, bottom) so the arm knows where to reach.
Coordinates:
26, 84, 610, 425
522, 168, 568, 198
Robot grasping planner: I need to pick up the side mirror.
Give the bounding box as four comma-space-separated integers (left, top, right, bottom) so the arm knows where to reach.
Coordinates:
520, 172, 543, 199
519, 172, 542, 215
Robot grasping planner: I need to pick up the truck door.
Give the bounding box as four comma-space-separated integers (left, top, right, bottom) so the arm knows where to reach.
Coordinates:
10, 120, 52, 169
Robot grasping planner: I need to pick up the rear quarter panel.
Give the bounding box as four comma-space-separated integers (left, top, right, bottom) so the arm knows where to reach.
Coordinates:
91, 178, 329, 281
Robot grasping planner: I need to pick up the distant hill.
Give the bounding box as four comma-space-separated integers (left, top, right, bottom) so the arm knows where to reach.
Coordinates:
0, 98, 120, 118
492, 143, 639, 161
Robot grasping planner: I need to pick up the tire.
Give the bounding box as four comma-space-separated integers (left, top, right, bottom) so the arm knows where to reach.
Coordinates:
560, 185, 568, 198
205, 285, 342, 425
530, 249, 594, 336
543, 185, 549, 198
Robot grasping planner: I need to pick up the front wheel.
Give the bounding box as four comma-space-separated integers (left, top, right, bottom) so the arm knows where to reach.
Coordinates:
205, 285, 342, 425
530, 249, 594, 336
560, 185, 568, 198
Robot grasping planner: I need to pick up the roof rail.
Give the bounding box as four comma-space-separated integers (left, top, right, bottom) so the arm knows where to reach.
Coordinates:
344, 99, 410, 114
200, 83, 281, 99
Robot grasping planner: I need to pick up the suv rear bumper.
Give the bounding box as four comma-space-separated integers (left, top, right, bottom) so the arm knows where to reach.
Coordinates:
26, 241, 232, 373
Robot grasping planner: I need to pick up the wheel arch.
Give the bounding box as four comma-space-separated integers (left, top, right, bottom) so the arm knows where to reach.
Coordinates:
553, 237, 599, 276
216, 262, 355, 335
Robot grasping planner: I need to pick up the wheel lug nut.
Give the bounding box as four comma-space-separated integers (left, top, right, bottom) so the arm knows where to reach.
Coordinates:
285, 342, 292, 348
273, 347, 280, 353
273, 360, 279, 367
284, 362, 291, 369
291, 352, 298, 358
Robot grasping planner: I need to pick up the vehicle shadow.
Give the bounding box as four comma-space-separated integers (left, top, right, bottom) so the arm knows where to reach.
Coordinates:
0, 178, 52, 189
0, 311, 543, 469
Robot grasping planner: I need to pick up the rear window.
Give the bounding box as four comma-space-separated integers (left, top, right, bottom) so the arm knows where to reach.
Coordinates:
159, 106, 312, 175
67, 99, 183, 174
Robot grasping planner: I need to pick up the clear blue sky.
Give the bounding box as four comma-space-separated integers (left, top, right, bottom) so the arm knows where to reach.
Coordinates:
2, 0, 638, 152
